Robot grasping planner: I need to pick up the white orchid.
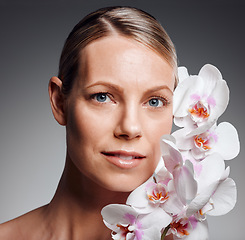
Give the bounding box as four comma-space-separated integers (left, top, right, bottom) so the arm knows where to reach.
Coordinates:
172, 122, 240, 160
101, 64, 239, 240
173, 64, 229, 132
103, 135, 237, 240
161, 138, 236, 237
166, 215, 209, 240
195, 166, 237, 218
126, 136, 197, 216
162, 141, 236, 239
160, 136, 198, 207
126, 166, 184, 216
101, 204, 172, 240
160, 137, 236, 219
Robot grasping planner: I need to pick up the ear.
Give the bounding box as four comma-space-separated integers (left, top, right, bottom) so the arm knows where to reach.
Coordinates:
48, 76, 67, 126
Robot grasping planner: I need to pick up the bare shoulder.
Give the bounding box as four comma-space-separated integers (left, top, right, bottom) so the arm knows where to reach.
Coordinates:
0, 205, 48, 240
0, 217, 24, 240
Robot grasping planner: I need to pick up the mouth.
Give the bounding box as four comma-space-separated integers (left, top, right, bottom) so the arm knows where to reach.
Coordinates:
103, 152, 144, 160
101, 151, 145, 169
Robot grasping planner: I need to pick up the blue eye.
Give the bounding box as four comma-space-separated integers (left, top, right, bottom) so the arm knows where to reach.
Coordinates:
93, 93, 111, 103
148, 98, 164, 107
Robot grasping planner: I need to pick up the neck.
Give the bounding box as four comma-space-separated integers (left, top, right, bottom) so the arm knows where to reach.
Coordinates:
43, 156, 130, 240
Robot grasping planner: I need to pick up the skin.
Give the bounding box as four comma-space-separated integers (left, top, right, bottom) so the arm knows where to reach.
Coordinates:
0, 35, 174, 240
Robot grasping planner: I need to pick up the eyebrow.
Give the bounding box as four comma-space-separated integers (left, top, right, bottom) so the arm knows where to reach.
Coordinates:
85, 81, 173, 95
85, 81, 124, 93
144, 85, 173, 95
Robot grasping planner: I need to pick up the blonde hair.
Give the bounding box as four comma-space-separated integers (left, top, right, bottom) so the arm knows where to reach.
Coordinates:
58, 6, 178, 95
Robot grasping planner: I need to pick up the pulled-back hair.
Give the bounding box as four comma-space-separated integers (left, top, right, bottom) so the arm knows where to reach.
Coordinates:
58, 6, 178, 95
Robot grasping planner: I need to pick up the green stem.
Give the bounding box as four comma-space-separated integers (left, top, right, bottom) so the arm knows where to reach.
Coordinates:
161, 224, 170, 240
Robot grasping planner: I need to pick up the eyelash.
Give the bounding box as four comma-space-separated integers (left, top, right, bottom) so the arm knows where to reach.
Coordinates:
90, 92, 170, 108
90, 92, 114, 103
145, 96, 170, 108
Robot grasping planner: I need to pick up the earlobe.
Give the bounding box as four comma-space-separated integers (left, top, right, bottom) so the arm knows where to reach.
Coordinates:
48, 76, 67, 126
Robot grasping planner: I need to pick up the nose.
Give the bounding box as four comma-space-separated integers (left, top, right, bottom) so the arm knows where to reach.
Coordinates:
114, 103, 142, 140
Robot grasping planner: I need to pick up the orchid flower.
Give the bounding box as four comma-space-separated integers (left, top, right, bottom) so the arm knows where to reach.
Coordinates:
101, 204, 172, 240
160, 136, 198, 207
196, 166, 237, 218
127, 136, 197, 216
101, 63, 239, 240
165, 215, 208, 240
102, 141, 237, 240
172, 122, 240, 160
173, 64, 229, 132
126, 166, 184, 216
160, 137, 236, 231
185, 153, 237, 219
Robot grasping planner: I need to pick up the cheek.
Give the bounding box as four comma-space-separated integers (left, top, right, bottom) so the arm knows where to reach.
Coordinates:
66, 105, 94, 160
143, 110, 173, 164
144, 110, 173, 140
66, 103, 114, 152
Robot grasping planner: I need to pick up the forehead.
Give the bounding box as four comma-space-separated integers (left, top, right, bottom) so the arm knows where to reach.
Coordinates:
77, 36, 175, 91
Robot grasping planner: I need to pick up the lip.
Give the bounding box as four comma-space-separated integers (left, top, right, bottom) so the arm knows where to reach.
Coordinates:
101, 150, 146, 169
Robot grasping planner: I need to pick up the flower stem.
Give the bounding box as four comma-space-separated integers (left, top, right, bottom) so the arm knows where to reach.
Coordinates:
161, 225, 170, 240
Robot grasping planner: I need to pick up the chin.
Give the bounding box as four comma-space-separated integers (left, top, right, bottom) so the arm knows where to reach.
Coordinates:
105, 184, 138, 193
98, 173, 151, 193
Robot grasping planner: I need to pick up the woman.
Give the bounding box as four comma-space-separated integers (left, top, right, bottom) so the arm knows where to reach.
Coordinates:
0, 6, 177, 240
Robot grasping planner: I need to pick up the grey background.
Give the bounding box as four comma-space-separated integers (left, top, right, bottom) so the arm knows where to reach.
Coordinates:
0, 1, 244, 239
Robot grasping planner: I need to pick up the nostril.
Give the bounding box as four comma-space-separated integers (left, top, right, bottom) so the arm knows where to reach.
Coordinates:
115, 132, 142, 140
113, 109, 142, 140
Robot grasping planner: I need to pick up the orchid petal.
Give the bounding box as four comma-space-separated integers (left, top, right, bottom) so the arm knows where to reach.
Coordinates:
207, 178, 237, 216
174, 116, 195, 128
173, 160, 197, 205
163, 191, 185, 215
178, 220, 209, 240
197, 153, 225, 194
102, 204, 172, 240
186, 120, 216, 137
213, 122, 240, 160
186, 154, 226, 216
155, 157, 165, 173
174, 64, 230, 130
156, 167, 172, 185
199, 64, 222, 81
220, 166, 230, 181
126, 178, 153, 211
191, 147, 206, 160
101, 204, 137, 225
161, 134, 176, 144
161, 137, 183, 173
208, 79, 229, 122
160, 177, 185, 216
198, 64, 222, 95
186, 181, 218, 217
142, 227, 161, 240
140, 208, 172, 230
173, 76, 201, 118
178, 66, 189, 83
103, 220, 118, 232
125, 232, 134, 240
172, 128, 194, 150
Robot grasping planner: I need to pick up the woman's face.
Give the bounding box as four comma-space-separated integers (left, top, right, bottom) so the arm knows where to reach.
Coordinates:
65, 36, 175, 192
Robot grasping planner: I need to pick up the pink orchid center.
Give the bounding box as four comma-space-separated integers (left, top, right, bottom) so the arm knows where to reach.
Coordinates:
194, 131, 217, 151
188, 101, 210, 122
147, 183, 169, 204
170, 219, 190, 237
115, 213, 143, 240
116, 224, 134, 238
194, 135, 211, 151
